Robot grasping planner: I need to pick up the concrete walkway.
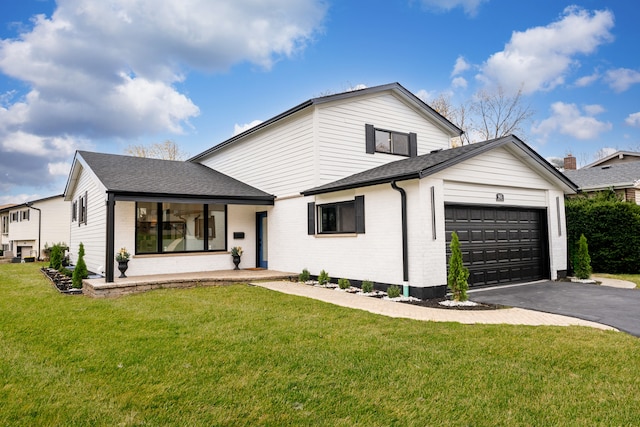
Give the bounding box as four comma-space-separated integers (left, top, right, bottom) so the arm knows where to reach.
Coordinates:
254, 281, 618, 332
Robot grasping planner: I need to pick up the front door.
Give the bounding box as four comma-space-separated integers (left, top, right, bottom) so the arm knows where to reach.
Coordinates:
256, 212, 268, 269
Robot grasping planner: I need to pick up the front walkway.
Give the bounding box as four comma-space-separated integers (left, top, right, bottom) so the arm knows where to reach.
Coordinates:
83, 269, 297, 297
254, 281, 618, 332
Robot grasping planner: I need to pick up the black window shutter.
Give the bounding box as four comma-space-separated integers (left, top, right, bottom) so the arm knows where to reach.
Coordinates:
365, 124, 375, 154
307, 202, 315, 235
355, 195, 365, 234
409, 132, 417, 157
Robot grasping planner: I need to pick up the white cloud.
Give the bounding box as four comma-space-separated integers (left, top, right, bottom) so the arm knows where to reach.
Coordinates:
451, 56, 470, 76
48, 161, 71, 176
625, 112, 640, 127
583, 104, 605, 115
532, 101, 612, 141
415, 89, 436, 103
451, 76, 468, 89
574, 72, 600, 87
0, 193, 43, 205
419, 0, 488, 16
605, 68, 640, 93
477, 6, 614, 94
234, 120, 264, 136
0, 0, 327, 193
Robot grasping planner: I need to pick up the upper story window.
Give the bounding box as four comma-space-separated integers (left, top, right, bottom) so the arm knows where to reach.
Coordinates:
365, 124, 417, 157
1, 215, 8, 234
10, 212, 18, 223
71, 200, 78, 222
78, 192, 87, 225
20, 210, 30, 221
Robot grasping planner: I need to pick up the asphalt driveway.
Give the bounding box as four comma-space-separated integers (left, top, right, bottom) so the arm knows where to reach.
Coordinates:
470, 281, 640, 337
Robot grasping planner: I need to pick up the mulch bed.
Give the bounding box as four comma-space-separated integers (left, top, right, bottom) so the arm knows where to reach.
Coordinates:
401, 297, 506, 311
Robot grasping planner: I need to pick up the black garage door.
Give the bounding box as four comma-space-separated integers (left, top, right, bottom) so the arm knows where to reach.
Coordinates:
445, 205, 548, 288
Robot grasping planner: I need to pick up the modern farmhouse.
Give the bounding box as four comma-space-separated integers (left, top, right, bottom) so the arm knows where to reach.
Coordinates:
64, 83, 577, 297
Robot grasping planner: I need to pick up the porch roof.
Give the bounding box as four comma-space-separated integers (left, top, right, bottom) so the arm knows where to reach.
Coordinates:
73, 151, 275, 205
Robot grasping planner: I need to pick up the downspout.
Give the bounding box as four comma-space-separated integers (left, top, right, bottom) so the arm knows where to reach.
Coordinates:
390, 181, 409, 297
26, 203, 42, 261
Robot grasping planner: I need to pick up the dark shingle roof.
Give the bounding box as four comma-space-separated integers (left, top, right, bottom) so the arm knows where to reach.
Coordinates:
77, 151, 274, 202
303, 135, 576, 195
564, 162, 640, 190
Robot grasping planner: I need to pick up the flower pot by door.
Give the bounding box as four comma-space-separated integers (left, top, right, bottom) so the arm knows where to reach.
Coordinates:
232, 255, 241, 270
118, 260, 129, 278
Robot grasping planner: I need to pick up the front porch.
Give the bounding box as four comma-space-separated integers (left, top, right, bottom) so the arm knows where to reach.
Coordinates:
82, 269, 297, 298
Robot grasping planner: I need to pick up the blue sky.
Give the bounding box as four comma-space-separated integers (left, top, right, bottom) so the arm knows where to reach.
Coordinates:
1, 0, 639, 204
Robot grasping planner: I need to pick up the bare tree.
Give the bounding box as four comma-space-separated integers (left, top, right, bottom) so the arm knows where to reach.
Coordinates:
429, 84, 534, 145
124, 140, 189, 160
473, 84, 534, 141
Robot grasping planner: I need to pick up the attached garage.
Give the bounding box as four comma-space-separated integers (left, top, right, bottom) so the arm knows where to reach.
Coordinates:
445, 205, 549, 288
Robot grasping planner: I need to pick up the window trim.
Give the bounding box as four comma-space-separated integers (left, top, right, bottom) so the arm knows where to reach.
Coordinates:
134, 202, 228, 255
365, 124, 417, 157
308, 196, 365, 236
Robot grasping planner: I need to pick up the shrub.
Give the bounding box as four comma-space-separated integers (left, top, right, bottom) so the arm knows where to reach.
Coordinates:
49, 245, 63, 270
318, 270, 330, 286
448, 231, 469, 302
338, 278, 350, 289
387, 285, 401, 298
573, 234, 592, 280
60, 268, 73, 277
361, 280, 374, 293
299, 268, 311, 282
72, 242, 88, 289
566, 192, 640, 274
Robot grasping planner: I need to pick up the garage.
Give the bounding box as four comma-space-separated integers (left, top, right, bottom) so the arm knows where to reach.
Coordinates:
445, 205, 549, 288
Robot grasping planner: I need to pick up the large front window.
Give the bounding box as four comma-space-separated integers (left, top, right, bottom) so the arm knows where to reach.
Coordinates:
136, 202, 226, 254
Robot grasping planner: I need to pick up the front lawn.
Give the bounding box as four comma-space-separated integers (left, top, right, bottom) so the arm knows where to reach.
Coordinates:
1, 263, 639, 426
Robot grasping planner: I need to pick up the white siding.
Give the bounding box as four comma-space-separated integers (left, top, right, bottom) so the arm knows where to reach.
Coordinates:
439, 146, 558, 191
198, 111, 316, 197
317, 92, 451, 184
38, 197, 72, 251
69, 166, 107, 275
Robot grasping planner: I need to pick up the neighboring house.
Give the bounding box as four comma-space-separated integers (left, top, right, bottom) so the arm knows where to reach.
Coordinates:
0, 204, 16, 255
0, 195, 70, 259
64, 83, 577, 297
583, 151, 640, 168
563, 161, 640, 204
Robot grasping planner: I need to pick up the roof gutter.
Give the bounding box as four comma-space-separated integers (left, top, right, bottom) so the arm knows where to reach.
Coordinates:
390, 181, 409, 294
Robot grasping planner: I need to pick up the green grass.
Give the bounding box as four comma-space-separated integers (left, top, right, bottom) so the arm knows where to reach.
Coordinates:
594, 273, 640, 288
2, 263, 640, 426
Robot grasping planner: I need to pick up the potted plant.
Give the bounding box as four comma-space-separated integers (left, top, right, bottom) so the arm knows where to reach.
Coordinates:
230, 246, 243, 270
115, 247, 130, 278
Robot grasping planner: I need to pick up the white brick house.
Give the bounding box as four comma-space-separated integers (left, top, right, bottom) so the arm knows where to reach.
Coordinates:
64, 83, 577, 297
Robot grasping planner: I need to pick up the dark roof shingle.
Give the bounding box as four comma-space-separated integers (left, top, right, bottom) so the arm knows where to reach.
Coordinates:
77, 151, 274, 202
564, 162, 640, 190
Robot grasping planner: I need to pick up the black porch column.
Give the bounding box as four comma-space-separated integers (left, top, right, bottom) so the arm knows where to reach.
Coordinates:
105, 193, 115, 283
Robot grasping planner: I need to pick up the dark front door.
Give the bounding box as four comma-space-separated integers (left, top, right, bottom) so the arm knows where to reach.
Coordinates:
445, 205, 548, 287
256, 212, 268, 269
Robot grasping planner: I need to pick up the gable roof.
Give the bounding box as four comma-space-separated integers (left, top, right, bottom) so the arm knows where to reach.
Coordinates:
189, 82, 462, 162
0, 195, 64, 213
65, 151, 274, 204
302, 135, 577, 196
584, 151, 640, 168
563, 161, 640, 191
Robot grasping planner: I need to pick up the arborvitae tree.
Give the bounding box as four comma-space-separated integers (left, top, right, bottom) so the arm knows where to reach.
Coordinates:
448, 232, 469, 301
49, 244, 62, 270
72, 243, 88, 289
574, 234, 592, 280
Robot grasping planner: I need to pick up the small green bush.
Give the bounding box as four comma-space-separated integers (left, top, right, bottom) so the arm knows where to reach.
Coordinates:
448, 231, 469, 302
49, 245, 63, 270
72, 242, 88, 289
361, 280, 373, 293
574, 234, 592, 280
299, 268, 310, 282
318, 270, 330, 286
387, 285, 401, 298
338, 278, 350, 289
60, 268, 73, 277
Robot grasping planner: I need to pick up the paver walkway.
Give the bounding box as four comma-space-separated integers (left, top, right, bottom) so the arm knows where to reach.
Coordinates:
254, 281, 617, 332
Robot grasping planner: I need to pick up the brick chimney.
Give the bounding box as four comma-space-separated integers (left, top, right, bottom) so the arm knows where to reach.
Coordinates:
564, 154, 577, 170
